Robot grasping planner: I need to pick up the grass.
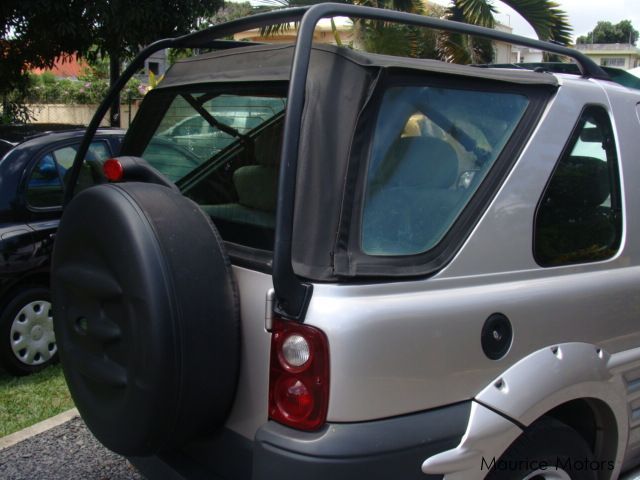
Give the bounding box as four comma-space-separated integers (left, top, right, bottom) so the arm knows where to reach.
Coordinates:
0, 364, 74, 437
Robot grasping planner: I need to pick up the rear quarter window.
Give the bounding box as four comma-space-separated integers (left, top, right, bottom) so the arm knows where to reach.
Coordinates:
361, 85, 529, 256
534, 106, 622, 266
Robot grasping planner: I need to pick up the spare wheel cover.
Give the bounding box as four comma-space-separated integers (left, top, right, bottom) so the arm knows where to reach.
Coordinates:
51, 182, 240, 456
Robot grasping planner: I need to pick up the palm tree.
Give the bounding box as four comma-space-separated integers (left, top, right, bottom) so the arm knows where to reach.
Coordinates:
255, 0, 572, 64
442, 0, 572, 63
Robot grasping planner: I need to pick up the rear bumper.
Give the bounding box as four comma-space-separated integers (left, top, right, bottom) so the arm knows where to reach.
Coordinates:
130, 401, 471, 480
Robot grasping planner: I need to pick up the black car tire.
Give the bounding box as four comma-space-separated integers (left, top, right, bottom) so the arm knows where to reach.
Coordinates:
0, 286, 57, 376
51, 182, 240, 456
485, 417, 598, 480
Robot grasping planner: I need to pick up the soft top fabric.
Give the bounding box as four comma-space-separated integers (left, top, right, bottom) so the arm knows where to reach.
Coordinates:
158, 43, 559, 91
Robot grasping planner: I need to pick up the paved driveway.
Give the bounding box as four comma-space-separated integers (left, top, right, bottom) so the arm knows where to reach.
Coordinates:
0, 417, 142, 480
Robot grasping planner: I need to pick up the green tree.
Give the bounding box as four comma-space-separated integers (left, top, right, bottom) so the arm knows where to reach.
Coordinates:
206, 1, 256, 26
577, 20, 638, 45
1, 0, 222, 125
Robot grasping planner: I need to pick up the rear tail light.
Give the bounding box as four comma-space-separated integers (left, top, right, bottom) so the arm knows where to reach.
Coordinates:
269, 317, 329, 430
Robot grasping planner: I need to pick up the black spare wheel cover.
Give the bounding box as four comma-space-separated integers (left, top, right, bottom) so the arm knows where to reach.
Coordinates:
51, 182, 240, 456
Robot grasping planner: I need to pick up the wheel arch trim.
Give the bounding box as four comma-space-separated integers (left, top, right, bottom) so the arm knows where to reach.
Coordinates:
423, 342, 630, 479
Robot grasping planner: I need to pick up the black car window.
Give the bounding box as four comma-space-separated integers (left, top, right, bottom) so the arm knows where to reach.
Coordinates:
534, 106, 622, 266
26, 141, 112, 208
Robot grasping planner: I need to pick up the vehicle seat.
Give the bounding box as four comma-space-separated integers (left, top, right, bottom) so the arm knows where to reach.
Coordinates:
201, 164, 278, 229
535, 155, 617, 264
363, 136, 463, 255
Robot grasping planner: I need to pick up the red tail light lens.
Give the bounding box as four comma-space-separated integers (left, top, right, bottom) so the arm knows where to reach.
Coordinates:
269, 318, 329, 430
103, 158, 124, 181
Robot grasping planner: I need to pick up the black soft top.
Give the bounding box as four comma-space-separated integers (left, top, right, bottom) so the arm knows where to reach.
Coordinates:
159, 43, 559, 90
137, 42, 557, 282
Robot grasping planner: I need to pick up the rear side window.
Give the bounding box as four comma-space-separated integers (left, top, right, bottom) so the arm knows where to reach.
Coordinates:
534, 106, 622, 266
138, 90, 287, 250
144, 93, 286, 182
361, 86, 528, 256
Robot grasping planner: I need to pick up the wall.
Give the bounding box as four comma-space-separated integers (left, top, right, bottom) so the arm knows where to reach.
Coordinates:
26, 103, 140, 127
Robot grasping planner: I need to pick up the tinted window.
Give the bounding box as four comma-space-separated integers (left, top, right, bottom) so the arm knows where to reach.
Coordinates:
534, 106, 622, 266
26, 141, 111, 208
361, 86, 528, 256
27, 154, 63, 207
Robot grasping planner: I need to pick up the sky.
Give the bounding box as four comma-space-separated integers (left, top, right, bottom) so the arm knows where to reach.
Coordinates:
429, 0, 640, 41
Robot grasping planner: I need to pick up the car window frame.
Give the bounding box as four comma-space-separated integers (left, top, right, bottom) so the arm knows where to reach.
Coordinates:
333, 71, 556, 278
24, 138, 114, 213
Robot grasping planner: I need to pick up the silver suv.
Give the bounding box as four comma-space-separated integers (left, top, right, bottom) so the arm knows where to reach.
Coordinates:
51, 4, 640, 480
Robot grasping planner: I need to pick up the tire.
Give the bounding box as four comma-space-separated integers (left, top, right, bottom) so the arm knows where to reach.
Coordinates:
485, 417, 598, 480
0, 286, 57, 376
51, 182, 240, 456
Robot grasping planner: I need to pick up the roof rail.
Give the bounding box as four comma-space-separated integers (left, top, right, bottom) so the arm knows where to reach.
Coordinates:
69, 3, 608, 320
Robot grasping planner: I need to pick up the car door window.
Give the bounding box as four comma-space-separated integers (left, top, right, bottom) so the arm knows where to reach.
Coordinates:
534, 106, 622, 266
26, 141, 112, 208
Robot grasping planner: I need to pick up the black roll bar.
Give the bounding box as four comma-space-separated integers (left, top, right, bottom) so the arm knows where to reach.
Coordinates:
67, 2, 608, 320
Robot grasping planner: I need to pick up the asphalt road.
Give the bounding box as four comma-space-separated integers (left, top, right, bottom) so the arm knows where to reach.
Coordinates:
0, 417, 143, 480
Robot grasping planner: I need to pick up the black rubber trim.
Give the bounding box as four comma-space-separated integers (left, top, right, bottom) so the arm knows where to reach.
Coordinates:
130, 427, 253, 480
225, 242, 273, 274
475, 399, 527, 430
127, 401, 470, 480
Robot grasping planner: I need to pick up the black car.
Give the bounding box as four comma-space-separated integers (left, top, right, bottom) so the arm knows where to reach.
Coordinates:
0, 128, 125, 375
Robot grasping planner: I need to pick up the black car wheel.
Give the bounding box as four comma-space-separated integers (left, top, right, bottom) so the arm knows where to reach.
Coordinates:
486, 417, 597, 480
0, 286, 57, 376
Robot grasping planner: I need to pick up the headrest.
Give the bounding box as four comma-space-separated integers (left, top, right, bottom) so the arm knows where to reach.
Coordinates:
546, 156, 609, 208
233, 165, 278, 212
379, 136, 459, 190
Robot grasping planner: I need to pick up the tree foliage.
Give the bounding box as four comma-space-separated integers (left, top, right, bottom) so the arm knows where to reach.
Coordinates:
1, 0, 222, 123
577, 20, 638, 45
440, 0, 572, 64
27, 59, 142, 105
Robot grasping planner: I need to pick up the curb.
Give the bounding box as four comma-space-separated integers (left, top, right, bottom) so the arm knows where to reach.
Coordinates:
0, 408, 79, 451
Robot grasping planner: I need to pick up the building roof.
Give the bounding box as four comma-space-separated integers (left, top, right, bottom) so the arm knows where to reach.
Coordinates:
31, 54, 87, 79
575, 43, 640, 55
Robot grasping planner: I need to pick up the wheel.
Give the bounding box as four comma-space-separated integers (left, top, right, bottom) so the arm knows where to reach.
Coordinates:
0, 286, 57, 376
486, 417, 597, 480
51, 182, 239, 456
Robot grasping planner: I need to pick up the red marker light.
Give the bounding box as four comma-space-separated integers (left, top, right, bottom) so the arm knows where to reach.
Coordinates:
103, 158, 124, 181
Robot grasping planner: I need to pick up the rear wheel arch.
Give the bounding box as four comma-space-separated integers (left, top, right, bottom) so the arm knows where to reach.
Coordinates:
474, 343, 628, 479
521, 398, 619, 480
424, 344, 629, 479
